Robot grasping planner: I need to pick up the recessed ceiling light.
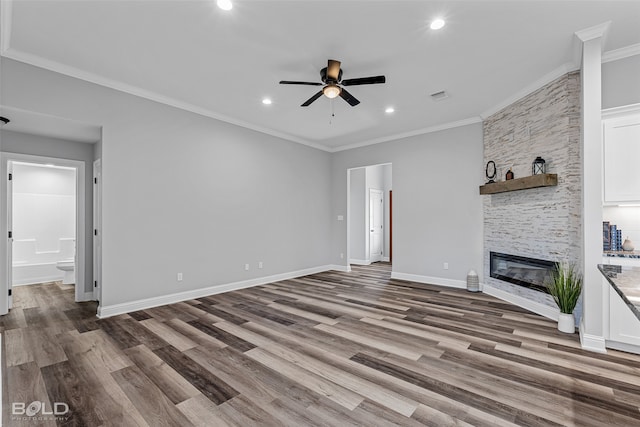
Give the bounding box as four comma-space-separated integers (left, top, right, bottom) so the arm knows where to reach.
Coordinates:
430, 18, 445, 30
385, 107, 395, 114
217, 0, 233, 11
262, 98, 272, 105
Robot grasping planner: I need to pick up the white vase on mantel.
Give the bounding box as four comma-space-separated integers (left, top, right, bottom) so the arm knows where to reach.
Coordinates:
622, 238, 635, 252
557, 313, 575, 333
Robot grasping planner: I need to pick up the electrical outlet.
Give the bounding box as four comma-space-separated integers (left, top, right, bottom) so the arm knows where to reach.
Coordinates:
259, 261, 263, 269
340, 253, 344, 259
443, 262, 449, 270
245, 264, 250, 271
177, 273, 183, 281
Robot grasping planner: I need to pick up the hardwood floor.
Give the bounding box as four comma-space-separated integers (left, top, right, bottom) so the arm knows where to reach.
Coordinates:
2, 263, 640, 426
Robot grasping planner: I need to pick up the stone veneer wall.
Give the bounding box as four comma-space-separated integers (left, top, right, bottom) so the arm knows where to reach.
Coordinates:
483, 71, 582, 310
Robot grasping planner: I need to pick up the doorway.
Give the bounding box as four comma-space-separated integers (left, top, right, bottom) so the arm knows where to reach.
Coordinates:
1, 153, 87, 314
347, 163, 392, 267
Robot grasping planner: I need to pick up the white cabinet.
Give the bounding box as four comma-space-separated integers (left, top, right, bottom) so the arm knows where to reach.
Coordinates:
608, 286, 640, 349
603, 113, 640, 204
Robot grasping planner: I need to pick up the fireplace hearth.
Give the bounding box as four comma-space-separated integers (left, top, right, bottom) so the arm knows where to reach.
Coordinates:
489, 252, 557, 293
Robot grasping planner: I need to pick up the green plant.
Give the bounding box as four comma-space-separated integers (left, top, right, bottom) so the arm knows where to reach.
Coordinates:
546, 263, 583, 314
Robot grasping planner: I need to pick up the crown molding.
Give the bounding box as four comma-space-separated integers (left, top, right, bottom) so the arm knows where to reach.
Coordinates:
330, 117, 482, 153
479, 62, 577, 120
602, 43, 640, 63
1, 47, 334, 153
574, 21, 611, 43
2, 45, 484, 154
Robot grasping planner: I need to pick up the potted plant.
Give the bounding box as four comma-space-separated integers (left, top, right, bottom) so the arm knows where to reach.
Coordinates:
546, 262, 583, 333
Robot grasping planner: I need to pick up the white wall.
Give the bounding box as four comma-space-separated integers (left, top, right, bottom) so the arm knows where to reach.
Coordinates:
332, 123, 484, 286
12, 163, 76, 285
1, 58, 333, 310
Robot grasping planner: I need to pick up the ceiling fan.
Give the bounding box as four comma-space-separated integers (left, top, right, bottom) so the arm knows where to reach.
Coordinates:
279, 59, 386, 107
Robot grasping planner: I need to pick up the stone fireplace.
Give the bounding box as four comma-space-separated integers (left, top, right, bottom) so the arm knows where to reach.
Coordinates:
482, 71, 582, 317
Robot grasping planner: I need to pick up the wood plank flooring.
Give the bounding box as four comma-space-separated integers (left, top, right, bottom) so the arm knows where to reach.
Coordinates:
3, 263, 640, 426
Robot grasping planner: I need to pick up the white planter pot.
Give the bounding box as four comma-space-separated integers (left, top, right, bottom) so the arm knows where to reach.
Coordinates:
558, 313, 575, 333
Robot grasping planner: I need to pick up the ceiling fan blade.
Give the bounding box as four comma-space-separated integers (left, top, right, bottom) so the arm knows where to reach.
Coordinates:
341, 75, 386, 86
301, 90, 324, 107
339, 87, 360, 106
280, 80, 323, 86
327, 59, 341, 81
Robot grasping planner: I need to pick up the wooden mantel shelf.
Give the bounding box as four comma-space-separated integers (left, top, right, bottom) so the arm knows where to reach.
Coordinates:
479, 173, 558, 195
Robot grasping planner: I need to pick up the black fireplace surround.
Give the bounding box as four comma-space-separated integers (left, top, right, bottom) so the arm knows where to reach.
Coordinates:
490, 252, 557, 293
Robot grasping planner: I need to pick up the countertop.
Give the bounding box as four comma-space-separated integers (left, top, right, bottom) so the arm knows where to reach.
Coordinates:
604, 250, 640, 259
598, 264, 640, 321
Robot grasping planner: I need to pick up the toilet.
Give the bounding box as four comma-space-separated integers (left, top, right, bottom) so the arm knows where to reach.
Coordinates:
56, 259, 75, 285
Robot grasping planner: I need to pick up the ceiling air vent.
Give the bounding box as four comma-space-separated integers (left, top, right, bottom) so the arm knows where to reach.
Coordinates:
430, 90, 449, 101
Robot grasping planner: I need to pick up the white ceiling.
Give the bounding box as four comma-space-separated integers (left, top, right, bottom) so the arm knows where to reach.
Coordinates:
2, 0, 640, 151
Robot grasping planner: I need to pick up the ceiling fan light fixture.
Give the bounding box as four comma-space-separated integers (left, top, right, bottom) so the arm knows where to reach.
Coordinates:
323, 84, 341, 99
217, 0, 233, 11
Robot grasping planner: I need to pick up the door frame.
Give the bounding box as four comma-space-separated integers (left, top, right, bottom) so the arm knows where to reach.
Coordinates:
1, 152, 87, 314
346, 162, 392, 269
93, 159, 102, 303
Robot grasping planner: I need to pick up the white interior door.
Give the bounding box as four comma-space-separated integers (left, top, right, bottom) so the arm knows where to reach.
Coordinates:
93, 159, 102, 302
369, 189, 383, 262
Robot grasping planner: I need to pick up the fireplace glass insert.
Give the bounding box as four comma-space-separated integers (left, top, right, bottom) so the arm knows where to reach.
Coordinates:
490, 252, 557, 293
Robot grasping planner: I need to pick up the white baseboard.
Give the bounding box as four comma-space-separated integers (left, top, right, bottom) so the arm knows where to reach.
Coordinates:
328, 264, 351, 272
382, 257, 390, 262
482, 284, 560, 321
605, 340, 640, 355
579, 319, 608, 353
97, 264, 339, 318
349, 259, 371, 266
390, 272, 467, 289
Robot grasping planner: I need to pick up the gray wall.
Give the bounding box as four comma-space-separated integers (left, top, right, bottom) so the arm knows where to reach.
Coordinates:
602, 55, 640, 110
332, 123, 484, 283
1, 58, 333, 308
1, 130, 96, 294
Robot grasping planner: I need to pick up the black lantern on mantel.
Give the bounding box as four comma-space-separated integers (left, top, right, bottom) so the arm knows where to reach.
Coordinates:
532, 157, 546, 175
